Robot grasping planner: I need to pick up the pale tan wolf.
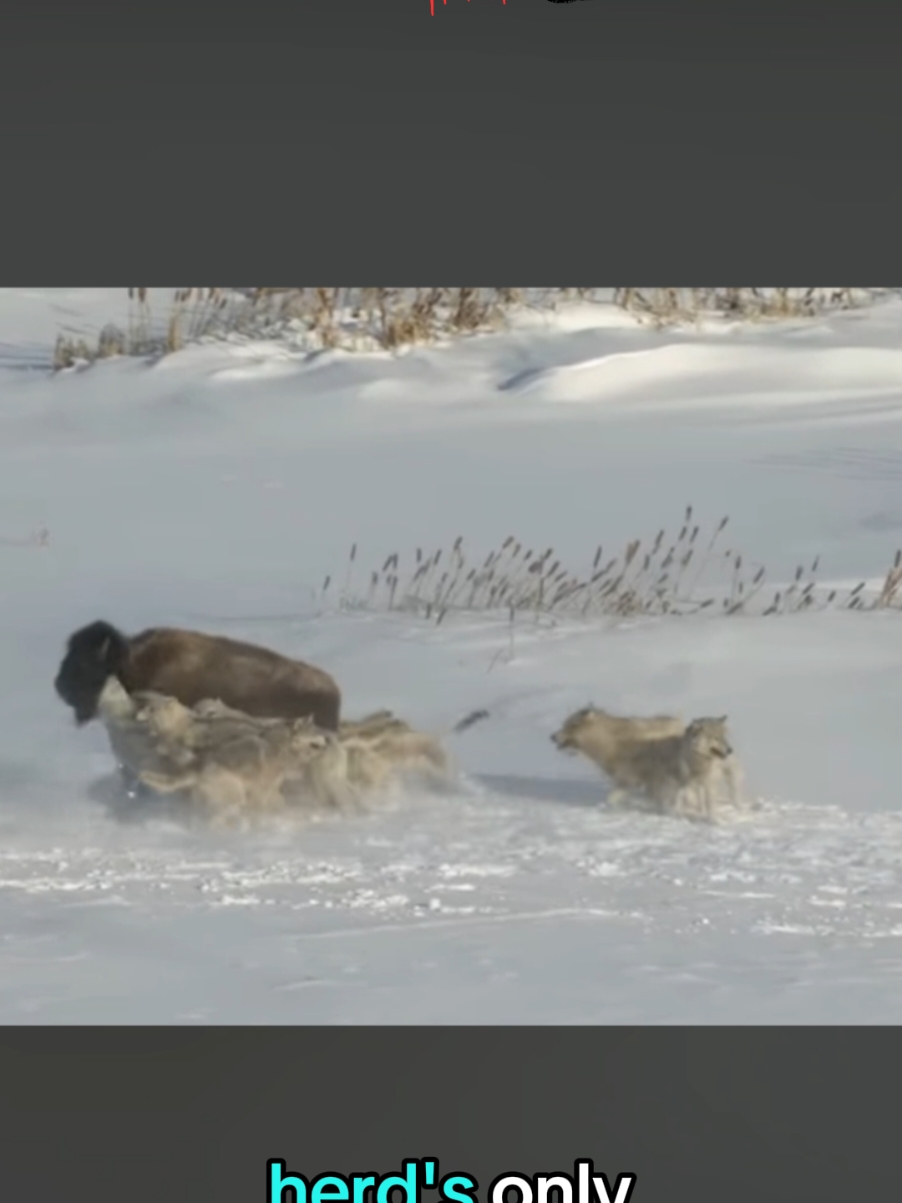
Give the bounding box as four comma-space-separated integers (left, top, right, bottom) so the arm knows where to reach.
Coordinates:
551, 706, 741, 817
551, 706, 685, 754
97, 677, 198, 781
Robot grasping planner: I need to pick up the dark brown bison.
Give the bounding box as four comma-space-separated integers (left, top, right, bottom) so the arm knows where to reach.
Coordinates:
54, 620, 342, 731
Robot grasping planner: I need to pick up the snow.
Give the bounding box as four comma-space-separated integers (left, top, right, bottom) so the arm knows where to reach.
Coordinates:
3, 287, 902, 1021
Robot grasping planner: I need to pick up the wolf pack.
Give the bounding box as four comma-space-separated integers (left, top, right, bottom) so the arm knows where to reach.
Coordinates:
54, 619, 746, 830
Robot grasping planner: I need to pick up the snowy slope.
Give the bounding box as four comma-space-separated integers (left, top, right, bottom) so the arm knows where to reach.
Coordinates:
3, 288, 902, 1022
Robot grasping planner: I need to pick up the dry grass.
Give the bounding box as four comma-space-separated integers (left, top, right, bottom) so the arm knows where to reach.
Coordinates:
51, 287, 881, 370
321, 508, 902, 626
52, 288, 537, 368
613, 287, 872, 327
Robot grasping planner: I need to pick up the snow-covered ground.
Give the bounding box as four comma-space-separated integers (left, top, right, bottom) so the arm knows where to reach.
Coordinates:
4, 288, 902, 1022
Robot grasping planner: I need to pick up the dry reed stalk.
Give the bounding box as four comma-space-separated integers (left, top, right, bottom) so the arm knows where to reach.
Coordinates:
876, 550, 902, 608
339, 543, 357, 608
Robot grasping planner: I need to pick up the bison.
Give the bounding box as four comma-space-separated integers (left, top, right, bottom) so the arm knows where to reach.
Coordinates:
54, 619, 342, 731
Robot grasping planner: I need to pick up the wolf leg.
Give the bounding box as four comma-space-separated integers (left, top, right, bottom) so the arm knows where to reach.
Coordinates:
118, 762, 146, 800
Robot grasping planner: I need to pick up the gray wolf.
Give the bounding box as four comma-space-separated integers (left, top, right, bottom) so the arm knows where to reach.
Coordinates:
138, 726, 352, 828
338, 706, 490, 791
600, 716, 736, 819
180, 701, 487, 791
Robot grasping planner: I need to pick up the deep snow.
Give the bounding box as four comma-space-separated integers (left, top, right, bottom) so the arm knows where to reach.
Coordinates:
3, 288, 902, 1022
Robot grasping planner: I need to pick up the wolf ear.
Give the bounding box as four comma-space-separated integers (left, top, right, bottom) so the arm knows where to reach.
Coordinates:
718, 714, 728, 723
98, 636, 112, 662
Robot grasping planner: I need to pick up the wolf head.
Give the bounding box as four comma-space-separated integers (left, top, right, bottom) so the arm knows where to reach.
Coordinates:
550, 705, 600, 751
54, 620, 131, 725
685, 716, 733, 759
289, 719, 331, 754
135, 694, 194, 740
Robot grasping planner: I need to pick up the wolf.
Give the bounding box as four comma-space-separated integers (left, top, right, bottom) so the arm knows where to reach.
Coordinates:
551, 706, 741, 817
340, 728, 451, 791
607, 717, 736, 819
96, 677, 198, 787
97, 677, 330, 813
185, 701, 486, 792
551, 706, 685, 760
338, 706, 490, 792
138, 723, 351, 828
